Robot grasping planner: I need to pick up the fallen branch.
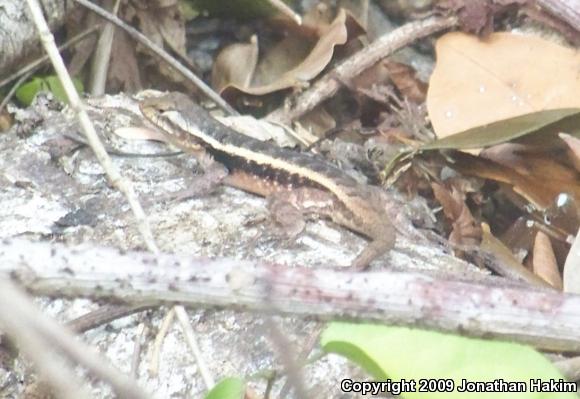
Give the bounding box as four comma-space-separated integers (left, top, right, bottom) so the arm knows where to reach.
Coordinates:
266, 16, 457, 125
2, 239, 580, 352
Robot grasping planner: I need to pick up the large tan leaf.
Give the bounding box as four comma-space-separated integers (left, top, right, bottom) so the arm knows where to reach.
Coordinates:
427, 32, 580, 138
216, 8, 363, 97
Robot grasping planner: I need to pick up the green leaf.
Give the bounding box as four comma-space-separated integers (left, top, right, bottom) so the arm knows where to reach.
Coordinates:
15, 77, 48, 106
15, 75, 84, 106
421, 108, 580, 150
205, 377, 245, 399
321, 323, 575, 399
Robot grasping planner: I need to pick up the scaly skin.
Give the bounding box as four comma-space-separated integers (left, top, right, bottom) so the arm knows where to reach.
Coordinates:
140, 92, 395, 269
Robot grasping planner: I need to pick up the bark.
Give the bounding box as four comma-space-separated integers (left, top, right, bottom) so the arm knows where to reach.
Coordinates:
536, 0, 580, 32
2, 239, 579, 352
0, 0, 68, 78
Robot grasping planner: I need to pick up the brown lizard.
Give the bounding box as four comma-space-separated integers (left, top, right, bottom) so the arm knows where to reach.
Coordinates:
139, 92, 395, 270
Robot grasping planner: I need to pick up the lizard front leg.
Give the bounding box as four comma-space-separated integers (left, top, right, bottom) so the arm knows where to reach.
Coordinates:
163, 152, 228, 202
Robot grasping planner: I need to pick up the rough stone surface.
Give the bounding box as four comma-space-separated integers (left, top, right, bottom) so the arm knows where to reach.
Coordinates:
0, 93, 483, 398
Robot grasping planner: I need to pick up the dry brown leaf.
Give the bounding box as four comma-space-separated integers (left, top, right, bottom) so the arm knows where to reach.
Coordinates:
218, 8, 364, 97
450, 151, 580, 211
431, 182, 482, 246
560, 133, 580, 173
480, 223, 551, 286
532, 230, 562, 289
383, 61, 427, 104
134, 1, 187, 83
108, 30, 142, 92
211, 36, 259, 93
298, 108, 336, 140
481, 143, 579, 185
437, 0, 494, 35
427, 32, 580, 138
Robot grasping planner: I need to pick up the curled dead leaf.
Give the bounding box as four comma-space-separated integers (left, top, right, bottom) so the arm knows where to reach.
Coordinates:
431, 182, 482, 247
211, 36, 259, 94
449, 150, 580, 212
532, 230, 562, 289
216, 8, 364, 98
480, 223, 552, 287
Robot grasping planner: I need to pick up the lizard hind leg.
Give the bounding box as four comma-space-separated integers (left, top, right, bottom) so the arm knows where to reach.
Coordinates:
162, 153, 228, 202
349, 232, 396, 271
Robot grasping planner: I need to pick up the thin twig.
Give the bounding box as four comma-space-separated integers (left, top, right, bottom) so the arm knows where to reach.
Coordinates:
149, 307, 175, 376
89, 0, 122, 95
73, 0, 237, 115
263, 317, 308, 399
131, 323, 148, 378
27, 1, 213, 394
71, 1, 215, 387
25, 0, 157, 395
26, 0, 159, 254
67, 303, 155, 333
175, 306, 215, 389
279, 325, 323, 398
0, 70, 34, 113
266, 0, 302, 25
266, 16, 457, 125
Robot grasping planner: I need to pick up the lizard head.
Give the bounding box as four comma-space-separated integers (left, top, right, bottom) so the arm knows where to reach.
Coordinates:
139, 92, 205, 152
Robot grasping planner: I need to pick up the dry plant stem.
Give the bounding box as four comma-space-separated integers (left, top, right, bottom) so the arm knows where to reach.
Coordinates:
28, 0, 212, 391
26, 0, 158, 254
73, 0, 237, 116
264, 317, 308, 399
5, 240, 580, 352
0, 26, 99, 90
26, 1, 156, 395
75, 0, 212, 382
0, 279, 92, 399
266, 0, 302, 25
174, 307, 215, 389
149, 307, 175, 376
131, 323, 148, 378
67, 303, 155, 333
536, 0, 580, 32
266, 16, 457, 125
89, 0, 121, 95
279, 326, 323, 398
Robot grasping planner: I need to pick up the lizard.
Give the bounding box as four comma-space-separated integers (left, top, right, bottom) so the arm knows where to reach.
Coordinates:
139, 92, 396, 270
